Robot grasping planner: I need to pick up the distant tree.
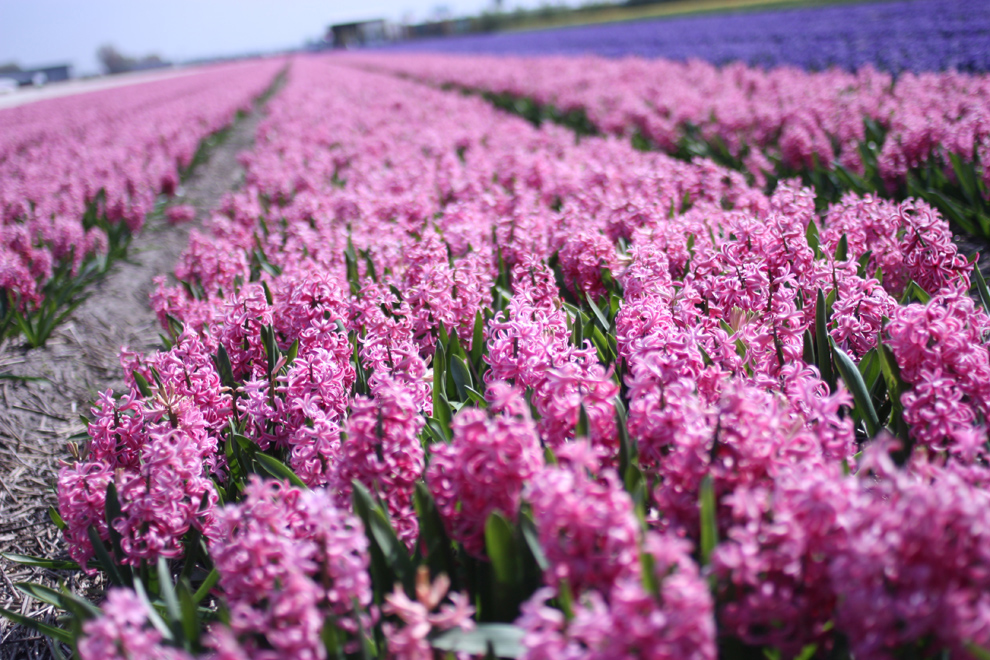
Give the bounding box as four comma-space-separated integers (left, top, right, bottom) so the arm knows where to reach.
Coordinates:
97, 45, 133, 74
97, 45, 169, 75
0, 62, 21, 74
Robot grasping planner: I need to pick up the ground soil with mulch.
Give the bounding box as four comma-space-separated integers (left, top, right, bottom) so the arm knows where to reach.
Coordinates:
0, 103, 266, 660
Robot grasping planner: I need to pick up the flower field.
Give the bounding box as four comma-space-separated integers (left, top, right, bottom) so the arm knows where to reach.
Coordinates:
4, 21, 990, 660
382, 0, 990, 73
0, 60, 284, 346
349, 53, 990, 239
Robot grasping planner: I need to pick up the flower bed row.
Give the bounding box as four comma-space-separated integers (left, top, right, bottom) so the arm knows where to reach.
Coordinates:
0, 59, 284, 347
381, 0, 990, 73
344, 53, 990, 240
6, 55, 990, 659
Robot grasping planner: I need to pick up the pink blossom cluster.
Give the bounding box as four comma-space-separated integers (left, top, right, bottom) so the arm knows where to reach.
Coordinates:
335, 379, 425, 548
526, 451, 642, 594
427, 382, 544, 555
208, 477, 372, 659
344, 54, 990, 194
58, 374, 219, 570
486, 257, 619, 456
887, 289, 990, 459
0, 60, 282, 314
713, 448, 990, 659
78, 588, 193, 660
517, 532, 716, 660
382, 567, 475, 659
821, 193, 971, 297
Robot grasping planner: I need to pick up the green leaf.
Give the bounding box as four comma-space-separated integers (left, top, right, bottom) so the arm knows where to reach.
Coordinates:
55, 583, 104, 620
447, 327, 467, 360
927, 188, 981, 237
639, 547, 660, 599
877, 337, 909, 442
699, 475, 718, 567
424, 418, 447, 445
900, 280, 932, 305
815, 289, 835, 390
433, 338, 447, 398
557, 577, 575, 621
857, 347, 882, 394
431, 624, 525, 658
438, 321, 451, 353
157, 557, 183, 639
0, 606, 73, 644
600, 267, 621, 297
368, 507, 414, 584
588, 324, 613, 364
353, 480, 414, 590
193, 568, 219, 604
464, 385, 488, 408
833, 162, 874, 196
571, 308, 585, 347
585, 292, 610, 331
966, 643, 990, 660
484, 512, 519, 585
87, 525, 125, 587
615, 400, 632, 481
254, 452, 309, 489
974, 266, 990, 314
414, 482, 456, 577
48, 506, 67, 531
831, 340, 880, 437
133, 371, 153, 398
134, 577, 174, 642
834, 234, 849, 262
802, 329, 815, 365
856, 250, 873, 278
104, 482, 132, 585
213, 345, 236, 391
0, 552, 78, 571
806, 220, 822, 258
353, 595, 377, 660
177, 578, 200, 645
362, 251, 379, 284
575, 403, 590, 439
433, 393, 453, 441
470, 310, 486, 369
13, 582, 67, 610
285, 338, 300, 366
322, 618, 345, 660
519, 512, 549, 572
449, 354, 472, 402
949, 152, 983, 207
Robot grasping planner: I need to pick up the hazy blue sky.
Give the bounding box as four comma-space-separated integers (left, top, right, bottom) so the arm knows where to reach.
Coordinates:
0, 0, 554, 75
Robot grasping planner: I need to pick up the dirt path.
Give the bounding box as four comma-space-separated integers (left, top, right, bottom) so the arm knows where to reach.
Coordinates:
0, 100, 265, 660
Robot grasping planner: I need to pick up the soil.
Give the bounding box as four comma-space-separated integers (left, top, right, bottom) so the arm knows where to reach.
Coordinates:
0, 102, 265, 660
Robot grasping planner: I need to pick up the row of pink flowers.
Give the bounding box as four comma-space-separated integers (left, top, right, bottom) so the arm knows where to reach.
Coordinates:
0, 60, 283, 315
343, 53, 990, 192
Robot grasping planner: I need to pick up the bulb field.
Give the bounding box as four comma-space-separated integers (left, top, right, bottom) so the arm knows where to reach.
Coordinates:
3, 31, 990, 660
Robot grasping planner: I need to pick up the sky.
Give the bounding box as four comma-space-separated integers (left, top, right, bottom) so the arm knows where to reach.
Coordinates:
0, 0, 558, 76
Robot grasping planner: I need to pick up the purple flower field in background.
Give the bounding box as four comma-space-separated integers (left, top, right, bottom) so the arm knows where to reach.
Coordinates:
380, 0, 990, 73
